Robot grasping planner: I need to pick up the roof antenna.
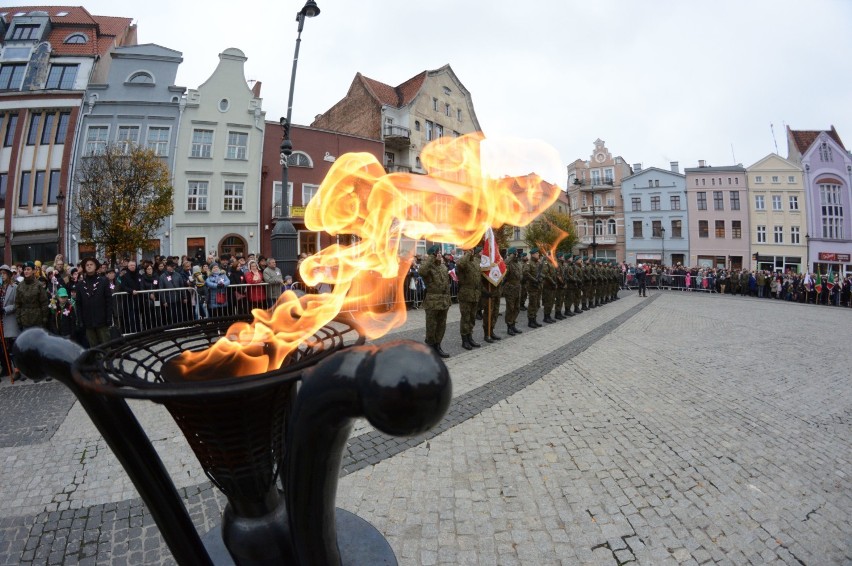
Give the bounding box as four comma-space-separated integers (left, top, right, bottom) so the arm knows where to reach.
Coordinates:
770, 123, 779, 155
730, 143, 736, 163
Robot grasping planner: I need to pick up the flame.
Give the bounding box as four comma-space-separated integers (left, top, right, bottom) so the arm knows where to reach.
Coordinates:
171, 133, 562, 379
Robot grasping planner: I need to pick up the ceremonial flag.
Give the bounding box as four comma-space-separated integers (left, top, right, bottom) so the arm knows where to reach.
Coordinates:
480, 227, 506, 286
814, 271, 823, 294
826, 269, 836, 291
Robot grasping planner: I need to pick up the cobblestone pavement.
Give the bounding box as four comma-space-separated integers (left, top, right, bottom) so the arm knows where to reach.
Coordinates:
0, 292, 849, 565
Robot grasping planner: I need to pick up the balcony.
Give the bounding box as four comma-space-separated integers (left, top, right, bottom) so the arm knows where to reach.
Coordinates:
577, 206, 616, 217
574, 179, 614, 192
383, 125, 411, 149
385, 163, 412, 174
579, 234, 617, 246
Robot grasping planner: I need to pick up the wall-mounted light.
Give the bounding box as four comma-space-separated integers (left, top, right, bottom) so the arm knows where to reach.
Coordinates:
249, 232, 255, 238
264, 224, 269, 230
164, 231, 170, 238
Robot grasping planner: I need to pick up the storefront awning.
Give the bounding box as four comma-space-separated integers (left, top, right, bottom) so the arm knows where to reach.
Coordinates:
10, 232, 58, 245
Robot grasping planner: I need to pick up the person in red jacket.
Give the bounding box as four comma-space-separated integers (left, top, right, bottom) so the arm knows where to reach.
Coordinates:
245, 260, 267, 312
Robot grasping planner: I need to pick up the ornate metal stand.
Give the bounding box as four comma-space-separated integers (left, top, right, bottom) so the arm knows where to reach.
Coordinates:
14, 316, 451, 565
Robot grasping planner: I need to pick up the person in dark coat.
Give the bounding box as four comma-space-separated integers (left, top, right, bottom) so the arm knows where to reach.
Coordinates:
118, 260, 143, 333
635, 263, 647, 297
48, 287, 77, 338
15, 261, 49, 332
75, 257, 113, 346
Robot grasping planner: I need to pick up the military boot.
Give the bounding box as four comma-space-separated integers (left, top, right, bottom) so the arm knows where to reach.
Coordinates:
461, 336, 473, 350
506, 325, 517, 336
554, 311, 565, 320
510, 324, 523, 334
434, 343, 450, 358
468, 335, 481, 348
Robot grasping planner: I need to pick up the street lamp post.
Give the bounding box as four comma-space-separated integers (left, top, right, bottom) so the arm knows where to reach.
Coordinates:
660, 226, 665, 266
272, 0, 321, 278
590, 201, 598, 259
56, 191, 66, 258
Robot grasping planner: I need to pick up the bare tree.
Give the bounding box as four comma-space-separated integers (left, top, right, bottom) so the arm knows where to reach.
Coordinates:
72, 144, 173, 267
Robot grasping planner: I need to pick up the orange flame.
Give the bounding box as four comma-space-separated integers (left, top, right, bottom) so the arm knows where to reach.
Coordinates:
171, 133, 562, 379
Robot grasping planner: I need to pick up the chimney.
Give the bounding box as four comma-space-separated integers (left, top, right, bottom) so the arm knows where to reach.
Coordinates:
632, 163, 642, 172
698, 159, 706, 168
251, 81, 262, 98
670, 161, 679, 173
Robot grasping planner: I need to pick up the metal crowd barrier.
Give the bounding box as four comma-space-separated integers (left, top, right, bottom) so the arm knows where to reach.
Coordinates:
624, 273, 719, 292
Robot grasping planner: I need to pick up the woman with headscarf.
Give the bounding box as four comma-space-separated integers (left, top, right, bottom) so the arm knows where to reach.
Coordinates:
245, 260, 267, 312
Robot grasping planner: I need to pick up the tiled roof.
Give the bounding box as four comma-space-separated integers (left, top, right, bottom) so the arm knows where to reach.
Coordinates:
358, 70, 427, 108
788, 126, 845, 153
2, 6, 133, 57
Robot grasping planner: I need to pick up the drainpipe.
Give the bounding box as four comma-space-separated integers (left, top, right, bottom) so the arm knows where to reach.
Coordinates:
66, 89, 98, 266
166, 95, 186, 258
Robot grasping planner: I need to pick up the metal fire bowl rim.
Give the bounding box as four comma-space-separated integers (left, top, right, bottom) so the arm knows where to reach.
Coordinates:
70, 313, 366, 400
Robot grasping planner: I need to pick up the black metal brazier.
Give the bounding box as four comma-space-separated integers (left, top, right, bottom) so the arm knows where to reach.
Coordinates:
14, 316, 452, 565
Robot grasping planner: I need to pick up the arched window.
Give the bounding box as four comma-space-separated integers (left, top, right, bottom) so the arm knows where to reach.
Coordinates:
64, 33, 88, 44
595, 219, 604, 236
607, 219, 617, 235
287, 151, 313, 168
127, 71, 154, 84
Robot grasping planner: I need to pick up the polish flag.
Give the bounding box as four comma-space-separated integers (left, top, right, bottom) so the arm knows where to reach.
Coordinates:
480, 227, 506, 286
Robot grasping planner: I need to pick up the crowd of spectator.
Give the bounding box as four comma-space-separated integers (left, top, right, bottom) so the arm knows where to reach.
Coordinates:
0, 252, 296, 381
621, 263, 852, 306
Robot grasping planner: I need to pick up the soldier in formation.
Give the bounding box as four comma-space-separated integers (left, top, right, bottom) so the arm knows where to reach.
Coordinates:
420, 244, 451, 358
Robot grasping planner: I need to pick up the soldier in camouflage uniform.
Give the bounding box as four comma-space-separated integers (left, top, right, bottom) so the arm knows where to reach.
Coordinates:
581, 257, 593, 310
522, 248, 543, 328
419, 244, 451, 358
519, 252, 528, 311
554, 253, 567, 319
540, 249, 558, 323
570, 256, 583, 314
502, 247, 523, 335
456, 248, 482, 350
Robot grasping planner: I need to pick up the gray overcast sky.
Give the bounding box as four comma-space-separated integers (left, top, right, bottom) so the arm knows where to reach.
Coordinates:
51, 0, 852, 180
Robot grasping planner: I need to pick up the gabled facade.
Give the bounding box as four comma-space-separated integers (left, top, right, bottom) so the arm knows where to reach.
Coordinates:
311, 64, 481, 175
745, 153, 806, 273
260, 122, 383, 263
171, 48, 265, 260
786, 126, 852, 275
0, 6, 135, 263
684, 162, 749, 269
566, 139, 632, 262
621, 162, 687, 267
69, 43, 184, 264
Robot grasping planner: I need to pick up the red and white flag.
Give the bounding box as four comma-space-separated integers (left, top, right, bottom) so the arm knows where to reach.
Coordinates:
480, 227, 506, 286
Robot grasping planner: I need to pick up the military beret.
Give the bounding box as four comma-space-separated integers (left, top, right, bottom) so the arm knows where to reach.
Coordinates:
473, 246, 482, 254
556, 252, 563, 259
427, 244, 441, 255
24, 261, 35, 269
507, 247, 517, 255
520, 252, 528, 258
529, 247, 539, 255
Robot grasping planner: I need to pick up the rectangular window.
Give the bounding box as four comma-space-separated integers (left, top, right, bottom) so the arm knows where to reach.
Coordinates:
605, 169, 614, 183
47, 170, 61, 205
26, 113, 41, 145
771, 175, 780, 183
191, 129, 213, 158
670, 195, 680, 210
146, 126, 170, 156
755, 176, 763, 183
650, 196, 660, 211
591, 170, 601, 185
774, 226, 783, 243
713, 191, 724, 210
445, 103, 451, 117
432, 98, 438, 111
697, 191, 707, 210
226, 131, 248, 159
425, 120, 433, 141
84, 126, 108, 155
0, 173, 6, 205
652, 220, 662, 237
457, 108, 462, 121
302, 184, 319, 206
632, 220, 643, 238
790, 226, 800, 244
698, 220, 708, 238
186, 181, 208, 211
772, 195, 782, 211
756, 226, 766, 243
11, 24, 39, 40
19, 171, 31, 207
39, 113, 55, 145
435, 123, 444, 138
3, 114, 18, 146
788, 175, 795, 183
731, 220, 742, 239
715, 220, 725, 238
631, 197, 641, 211
671, 219, 682, 238
223, 181, 244, 211
55, 112, 70, 144
729, 191, 740, 210
819, 183, 844, 239
0, 64, 26, 90
33, 170, 45, 206
46, 64, 78, 89
755, 195, 765, 210
116, 125, 140, 154
788, 195, 799, 211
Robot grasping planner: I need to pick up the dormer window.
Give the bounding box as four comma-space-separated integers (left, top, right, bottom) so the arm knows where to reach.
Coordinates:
127, 71, 154, 84
64, 33, 88, 44
10, 24, 39, 40
46, 64, 78, 89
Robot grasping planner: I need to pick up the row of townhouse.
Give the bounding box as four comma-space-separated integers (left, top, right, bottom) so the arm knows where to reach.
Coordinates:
566, 132, 852, 276
1, 7, 481, 268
